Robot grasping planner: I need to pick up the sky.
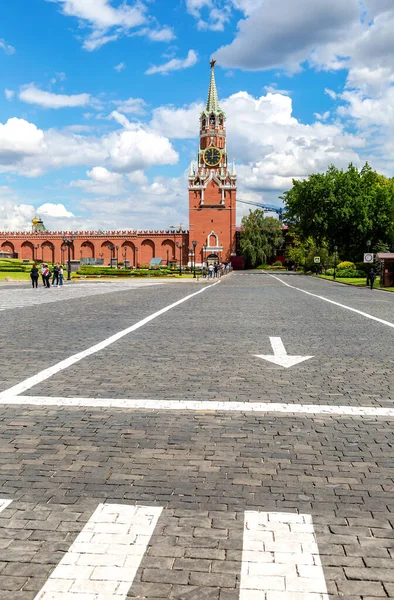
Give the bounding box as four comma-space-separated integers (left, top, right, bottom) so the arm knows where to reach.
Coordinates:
0, 0, 394, 232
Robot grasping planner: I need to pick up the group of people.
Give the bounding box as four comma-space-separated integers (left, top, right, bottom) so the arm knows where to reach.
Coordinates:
30, 263, 64, 288
202, 262, 231, 279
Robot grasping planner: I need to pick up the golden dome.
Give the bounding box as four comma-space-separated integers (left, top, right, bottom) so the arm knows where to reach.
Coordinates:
32, 216, 40, 226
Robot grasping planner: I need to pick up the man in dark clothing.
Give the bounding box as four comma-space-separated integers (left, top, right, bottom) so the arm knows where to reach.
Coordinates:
30, 264, 39, 288
369, 267, 376, 290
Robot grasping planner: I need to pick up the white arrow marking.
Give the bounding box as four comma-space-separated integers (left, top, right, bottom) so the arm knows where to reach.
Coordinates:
255, 337, 313, 369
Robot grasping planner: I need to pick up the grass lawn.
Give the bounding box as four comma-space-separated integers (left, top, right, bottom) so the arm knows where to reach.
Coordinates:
319, 275, 394, 291
0, 272, 31, 281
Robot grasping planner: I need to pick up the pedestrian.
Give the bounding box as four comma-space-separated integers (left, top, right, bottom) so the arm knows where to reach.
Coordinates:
42, 264, 51, 288
369, 267, 376, 290
202, 265, 207, 279
208, 264, 214, 279
214, 263, 219, 278
52, 263, 59, 286
58, 265, 64, 287
30, 263, 39, 288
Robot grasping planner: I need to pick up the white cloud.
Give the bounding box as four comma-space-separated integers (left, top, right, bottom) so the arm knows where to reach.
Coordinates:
150, 102, 202, 138
19, 85, 91, 109
70, 167, 126, 196
114, 62, 126, 72
37, 203, 74, 218
4, 89, 15, 100
112, 97, 147, 115
0, 118, 46, 162
186, 0, 232, 31
0, 114, 178, 178
46, 0, 172, 50
145, 49, 198, 75
0, 39, 15, 55
214, 0, 360, 72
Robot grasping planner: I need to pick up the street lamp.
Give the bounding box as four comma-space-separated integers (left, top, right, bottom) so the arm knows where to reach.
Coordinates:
333, 245, 338, 280
62, 235, 74, 281
34, 244, 39, 262
135, 247, 139, 268
166, 249, 169, 266
116, 245, 119, 268
175, 241, 184, 275
366, 239, 371, 253
122, 247, 127, 268
108, 243, 115, 267
192, 240, 197, 278
203, 244, 207, 266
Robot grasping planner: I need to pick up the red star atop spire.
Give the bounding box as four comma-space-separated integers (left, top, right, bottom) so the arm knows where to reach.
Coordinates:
210, 58, 216, 69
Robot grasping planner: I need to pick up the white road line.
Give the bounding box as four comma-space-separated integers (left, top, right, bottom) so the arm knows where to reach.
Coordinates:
267, 273, 394, 330
2, 396, 394, 417
0, 499, 12, 513
34, 503, 162, 599
0, 282, 220, 399
240, 511, 329, 599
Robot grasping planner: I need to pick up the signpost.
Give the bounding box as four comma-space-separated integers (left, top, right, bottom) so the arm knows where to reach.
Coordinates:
364, 253, 374, 263
314, 257, 321, 264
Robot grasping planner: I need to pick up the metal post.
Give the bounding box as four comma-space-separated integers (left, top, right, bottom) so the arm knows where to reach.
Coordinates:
333, 245, 338, 280
192, 240, 197, 278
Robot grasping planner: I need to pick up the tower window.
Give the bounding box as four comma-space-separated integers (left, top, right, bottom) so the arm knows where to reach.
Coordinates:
209, 115, 215, 126
202, 118, 206, 129
219, 116, 223, 125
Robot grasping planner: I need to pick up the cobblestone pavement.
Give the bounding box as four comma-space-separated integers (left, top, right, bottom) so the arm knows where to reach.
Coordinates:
0, 273, 393, 599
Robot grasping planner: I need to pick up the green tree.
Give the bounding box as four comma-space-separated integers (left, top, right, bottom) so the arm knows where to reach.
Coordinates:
240, 210, 283, 268
282, 163, 394, 261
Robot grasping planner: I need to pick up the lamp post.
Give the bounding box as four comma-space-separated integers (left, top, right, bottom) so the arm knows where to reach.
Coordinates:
108, 243, 115, 267
166, 249, 169, 266
176, 241, 184, 275
116, 245, 119, 268
192, 240, 197, 278
34, 244, 39, 262
135, 247, 139, 268
203, 244, 207, 267
40, 243, 44, 262
62, 235, 74, 281
333, 245, 338, 280
122, 247, 127, 268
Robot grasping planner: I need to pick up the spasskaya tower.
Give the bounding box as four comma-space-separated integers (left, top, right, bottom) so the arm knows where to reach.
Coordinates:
188, 59, 237, 265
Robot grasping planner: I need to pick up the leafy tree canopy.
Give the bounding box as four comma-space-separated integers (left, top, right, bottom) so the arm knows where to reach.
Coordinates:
240, 210, 283, 268
282, 163, 394, 261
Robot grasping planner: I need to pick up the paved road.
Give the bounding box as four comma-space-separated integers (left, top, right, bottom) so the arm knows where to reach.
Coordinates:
0, 273, 393, 599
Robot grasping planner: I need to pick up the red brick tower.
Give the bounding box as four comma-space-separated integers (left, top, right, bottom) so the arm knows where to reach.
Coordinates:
188, 59, 237, 266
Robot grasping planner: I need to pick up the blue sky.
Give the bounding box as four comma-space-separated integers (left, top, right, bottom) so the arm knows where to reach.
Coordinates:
0, 0, 393, 231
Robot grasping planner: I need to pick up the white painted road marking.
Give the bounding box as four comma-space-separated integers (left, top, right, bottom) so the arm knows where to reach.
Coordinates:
0, 281, 221, 399
267, 273, 394, 330
0, 498, 12, 513
240, 511, 329, 599
3, 395, 394, 417
34, 503, 162, 599
255, 336, 314, 369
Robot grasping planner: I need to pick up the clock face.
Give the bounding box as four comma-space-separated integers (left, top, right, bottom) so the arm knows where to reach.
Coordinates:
204, 147, 222, 167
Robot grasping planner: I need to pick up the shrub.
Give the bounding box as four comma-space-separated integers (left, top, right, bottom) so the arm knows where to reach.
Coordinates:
326, 268, 334, 276
273, 260, 283, 266
336, 268, 366, 278
337, 261, 356, 270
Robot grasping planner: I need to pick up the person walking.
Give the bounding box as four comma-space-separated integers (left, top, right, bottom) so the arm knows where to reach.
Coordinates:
52, 263, 59, 286
202, 265, 207, 279
369, 267, 376, 290
208, 264, 214, 279
58, 265, 64, 287
30, 263, 39, 288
